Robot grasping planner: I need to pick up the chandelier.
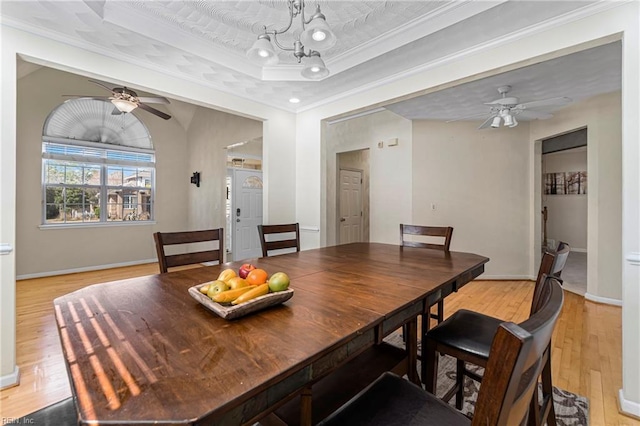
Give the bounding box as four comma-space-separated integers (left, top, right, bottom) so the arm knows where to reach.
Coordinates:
247, 0, 337, 79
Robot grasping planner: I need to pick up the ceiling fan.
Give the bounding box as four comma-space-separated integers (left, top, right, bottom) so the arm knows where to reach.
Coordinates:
449, 85, 572, 129
64, 80, 172, 120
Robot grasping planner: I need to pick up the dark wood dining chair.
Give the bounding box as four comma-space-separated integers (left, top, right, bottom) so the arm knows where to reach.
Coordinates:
319, 276, 564, 426
424, 245, 570, 426
7, 397, 77, 425
153, 228, 224, 273
257, 223, 300, 257
399, 224, 454, 347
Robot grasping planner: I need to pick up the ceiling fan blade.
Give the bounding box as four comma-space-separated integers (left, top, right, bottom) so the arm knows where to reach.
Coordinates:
137, 96, 170, 105
446, 111, 491, 123
516, 110, 553, 120
137, 102, 171, 120
478, 115, 497, 129
517, 97, 572, 110
62, 95, 111, 100
89, 79, 116, 93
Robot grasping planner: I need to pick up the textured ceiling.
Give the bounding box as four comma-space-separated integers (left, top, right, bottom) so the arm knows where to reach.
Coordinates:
1, 0, 619, 114
386, 42, 622, 122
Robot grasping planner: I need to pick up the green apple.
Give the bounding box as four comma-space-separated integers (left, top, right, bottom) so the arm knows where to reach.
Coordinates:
268, 272, 290, 292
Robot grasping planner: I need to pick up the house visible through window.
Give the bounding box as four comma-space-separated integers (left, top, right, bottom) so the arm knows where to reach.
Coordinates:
42, 98, 155, 226
43, 142, 155, 224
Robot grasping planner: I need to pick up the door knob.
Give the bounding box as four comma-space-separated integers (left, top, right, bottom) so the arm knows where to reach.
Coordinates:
236, 218, 240, 222
340, 217, 346, 222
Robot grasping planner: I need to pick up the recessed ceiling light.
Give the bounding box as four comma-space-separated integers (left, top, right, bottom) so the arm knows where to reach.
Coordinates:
289, 98, 300, 104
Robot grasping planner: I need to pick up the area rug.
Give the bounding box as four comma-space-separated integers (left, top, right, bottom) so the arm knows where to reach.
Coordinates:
384, 333, 589, 425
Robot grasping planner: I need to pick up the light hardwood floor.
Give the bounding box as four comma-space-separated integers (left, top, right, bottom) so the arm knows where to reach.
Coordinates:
1, 263, 638, 425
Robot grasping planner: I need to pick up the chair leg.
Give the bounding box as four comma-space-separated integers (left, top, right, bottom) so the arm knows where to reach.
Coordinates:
423, 338, 439, 393
455, 359, 465, 410
436, 300, 444, 323
300, 386, 313, 426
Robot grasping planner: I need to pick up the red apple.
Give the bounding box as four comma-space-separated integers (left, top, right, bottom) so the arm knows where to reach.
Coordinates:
238, 263, 256, 279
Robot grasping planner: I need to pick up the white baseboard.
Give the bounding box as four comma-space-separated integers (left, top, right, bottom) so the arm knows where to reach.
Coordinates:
0, 366, 20, 390
17, 258, 158, 280
585, 292, 623, 306
619, 389, 640, 418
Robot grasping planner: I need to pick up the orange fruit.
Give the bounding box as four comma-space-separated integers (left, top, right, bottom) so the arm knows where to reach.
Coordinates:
246, 268, 268, 285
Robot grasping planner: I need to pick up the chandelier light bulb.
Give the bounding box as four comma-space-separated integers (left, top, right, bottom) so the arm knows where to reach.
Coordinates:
301, 51, 329, 79
300, 11, 336, 51
312, 30, 327, 42
247, 34, 279, 65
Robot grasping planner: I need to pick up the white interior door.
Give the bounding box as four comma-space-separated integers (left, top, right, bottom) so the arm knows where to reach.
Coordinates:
339, 169, 362, 244
231, 169, 263, 261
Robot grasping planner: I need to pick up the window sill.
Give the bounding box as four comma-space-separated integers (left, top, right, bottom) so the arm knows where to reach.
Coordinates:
39, 221, 157, 230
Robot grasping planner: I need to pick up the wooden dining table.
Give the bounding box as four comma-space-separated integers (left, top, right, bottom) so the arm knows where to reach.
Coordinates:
54, 243, 488, 425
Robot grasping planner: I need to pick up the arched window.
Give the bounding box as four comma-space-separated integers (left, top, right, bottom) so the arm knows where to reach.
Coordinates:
42, 98, 155, 225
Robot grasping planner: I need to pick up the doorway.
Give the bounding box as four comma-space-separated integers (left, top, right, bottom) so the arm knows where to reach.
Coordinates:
227, 168, 263, 261
541, 129, 587, 295
337, 149, 370, 244
225, 138, 264, 261
339, 169, 362, 244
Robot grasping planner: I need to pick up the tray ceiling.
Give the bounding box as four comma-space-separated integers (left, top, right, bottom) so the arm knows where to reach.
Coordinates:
1, 0, 619, 114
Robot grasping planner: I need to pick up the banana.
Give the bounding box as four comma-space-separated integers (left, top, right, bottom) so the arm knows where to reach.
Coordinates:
231, 283, 269, 305
212, 286, 256, 303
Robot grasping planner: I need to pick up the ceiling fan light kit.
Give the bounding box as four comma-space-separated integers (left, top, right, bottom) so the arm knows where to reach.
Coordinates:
63, 80, 172, 120
458, 85, 573, 130
248, 0, 336, 79
111, 98, 137, 113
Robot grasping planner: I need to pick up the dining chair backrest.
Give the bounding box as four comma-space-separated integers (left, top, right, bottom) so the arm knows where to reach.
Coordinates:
399, 224, 453, 251
551, 241, 571, 279
531, 251, 555, 315
258, 223, 300, 257
474, 276, 563, 426
153, 228, 224, 273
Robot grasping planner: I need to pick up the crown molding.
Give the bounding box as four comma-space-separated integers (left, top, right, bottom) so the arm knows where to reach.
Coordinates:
325, 0, 507, 76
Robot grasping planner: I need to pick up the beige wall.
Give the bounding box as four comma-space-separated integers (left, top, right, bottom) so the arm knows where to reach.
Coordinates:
412, 120, 531, 278
324, 110, 412, 246
16, 67, 190, 277
15, 67, 263, 276
542, 148, 588, 251
531, 91, 622, 301
186, 106, 262, 255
